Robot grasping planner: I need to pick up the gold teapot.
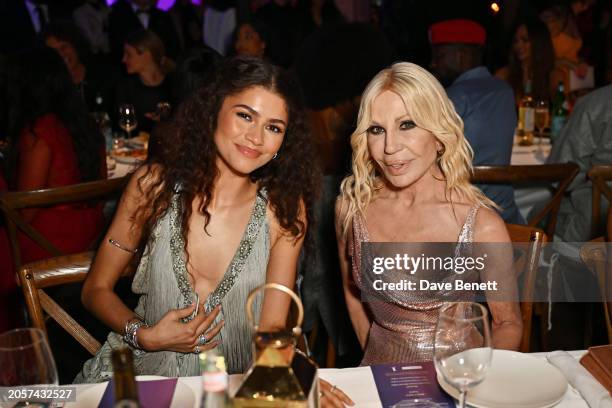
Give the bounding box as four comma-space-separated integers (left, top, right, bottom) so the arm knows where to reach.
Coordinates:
233, 283, 319, 407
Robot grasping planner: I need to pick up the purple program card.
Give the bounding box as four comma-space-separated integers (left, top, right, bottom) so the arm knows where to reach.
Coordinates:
98, 378, 179, 408
370, 361, 455, 407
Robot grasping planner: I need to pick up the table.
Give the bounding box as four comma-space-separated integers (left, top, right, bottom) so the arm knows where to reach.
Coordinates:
511, 137, 554, 221
62, 351, 590, 408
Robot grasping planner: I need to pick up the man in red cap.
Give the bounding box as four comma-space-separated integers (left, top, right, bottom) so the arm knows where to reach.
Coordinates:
429, 19, 524, 225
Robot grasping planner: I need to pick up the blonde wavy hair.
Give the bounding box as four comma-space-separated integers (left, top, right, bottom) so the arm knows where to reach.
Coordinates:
339, 62, 495, 236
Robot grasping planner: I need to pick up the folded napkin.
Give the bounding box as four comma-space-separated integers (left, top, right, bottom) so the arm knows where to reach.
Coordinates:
547, 350, 612, 408
98, 378, 178, 408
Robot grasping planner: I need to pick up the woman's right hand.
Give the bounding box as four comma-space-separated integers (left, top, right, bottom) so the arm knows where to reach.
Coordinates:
138, 303, 224, 353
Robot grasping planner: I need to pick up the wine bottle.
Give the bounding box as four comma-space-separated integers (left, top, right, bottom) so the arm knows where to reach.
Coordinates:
550, 82, 569, 143
112, 348, 140, 408
200, 350, 230, 407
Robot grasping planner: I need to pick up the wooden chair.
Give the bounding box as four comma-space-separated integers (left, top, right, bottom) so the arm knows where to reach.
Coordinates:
18, 252, 101, 355
472, 163, 580, 238
505, 223, 548, 352
587, 165, 612, 239
579, 237, 612, 344
0, 177, 128, 273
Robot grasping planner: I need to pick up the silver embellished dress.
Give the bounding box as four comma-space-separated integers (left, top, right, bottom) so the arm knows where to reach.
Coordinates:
74, 191, 269, 382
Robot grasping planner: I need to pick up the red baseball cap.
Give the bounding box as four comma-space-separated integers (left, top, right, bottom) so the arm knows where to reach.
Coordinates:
429, 19, 486, 46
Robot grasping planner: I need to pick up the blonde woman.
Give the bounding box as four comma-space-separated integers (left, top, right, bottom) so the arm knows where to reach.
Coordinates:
335, 62, 522, 365
116, 29, 175, 133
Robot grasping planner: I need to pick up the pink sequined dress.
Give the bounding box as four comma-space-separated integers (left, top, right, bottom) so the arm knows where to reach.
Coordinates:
349, 205, 480, 365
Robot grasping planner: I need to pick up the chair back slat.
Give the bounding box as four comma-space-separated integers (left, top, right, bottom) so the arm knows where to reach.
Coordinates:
18, 252, 102, 356
38, 291, 101, 355
588, 165, 612, 238
506, 223, 548, 353
472, 163, 579, 238
0, 177, 128, 273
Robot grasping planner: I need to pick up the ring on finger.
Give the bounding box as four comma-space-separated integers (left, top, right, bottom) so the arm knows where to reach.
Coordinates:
330, 385, 337, 394
198, 333, 208, 346
194, 345, 201, 354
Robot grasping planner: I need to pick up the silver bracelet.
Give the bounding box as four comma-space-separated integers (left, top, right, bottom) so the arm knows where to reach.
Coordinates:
109, 238, 138, 254
124, 317, 148, 349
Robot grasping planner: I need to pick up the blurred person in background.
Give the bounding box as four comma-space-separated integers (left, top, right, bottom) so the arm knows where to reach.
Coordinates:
540, 3, 590, 94
169, 0, 203, 52
430, 19, 524, 225
203, 0, 237, 56
108, 0, 180, 63
0, 0, 70, 54
73, 0, 111, 55
146, 45, 221, 160
43, 21, 119, 115
234, 19, 269, 60
496, 19, 564, 105
116, 29, 175, 134
0, 48, 106, 333
547, 84, 612, 242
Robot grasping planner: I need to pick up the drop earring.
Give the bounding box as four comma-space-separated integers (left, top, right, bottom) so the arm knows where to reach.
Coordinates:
273, 153, 278, 160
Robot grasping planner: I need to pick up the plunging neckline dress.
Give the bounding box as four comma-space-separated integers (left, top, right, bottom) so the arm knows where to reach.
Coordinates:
75, 189, 270, 382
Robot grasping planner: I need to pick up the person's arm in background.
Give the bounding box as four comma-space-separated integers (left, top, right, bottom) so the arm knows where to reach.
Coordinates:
546, 93, 596, 190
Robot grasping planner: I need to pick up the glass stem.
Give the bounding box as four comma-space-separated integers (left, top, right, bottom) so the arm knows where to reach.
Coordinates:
459, 390, 467, 408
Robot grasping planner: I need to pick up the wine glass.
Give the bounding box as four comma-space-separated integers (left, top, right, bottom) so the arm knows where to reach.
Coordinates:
156, 101, 172, 121
118, 103, 138, 139
534, 100, 550, 145
433, 302, 492, 408
0, 328, 59, 407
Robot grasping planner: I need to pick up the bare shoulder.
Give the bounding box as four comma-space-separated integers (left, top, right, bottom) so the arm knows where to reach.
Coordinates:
473, 206, 510, 243
125, 164, 165, 198
266, 197, 307, 247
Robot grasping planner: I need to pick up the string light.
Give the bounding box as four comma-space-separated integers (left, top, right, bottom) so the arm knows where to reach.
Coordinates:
490, 2, 501, 14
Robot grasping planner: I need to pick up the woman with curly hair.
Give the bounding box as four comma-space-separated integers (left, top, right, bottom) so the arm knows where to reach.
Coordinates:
335, 62, 523, 366
74, 57, 321, 381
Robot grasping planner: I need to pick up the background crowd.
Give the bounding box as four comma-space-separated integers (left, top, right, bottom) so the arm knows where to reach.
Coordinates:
0, 0, 611, 382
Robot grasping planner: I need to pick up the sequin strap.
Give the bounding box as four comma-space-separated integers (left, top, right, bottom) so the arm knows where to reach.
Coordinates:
207, 190, 267, 308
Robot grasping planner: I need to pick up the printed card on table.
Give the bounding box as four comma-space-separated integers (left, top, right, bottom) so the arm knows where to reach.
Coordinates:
371, 361, 455, 407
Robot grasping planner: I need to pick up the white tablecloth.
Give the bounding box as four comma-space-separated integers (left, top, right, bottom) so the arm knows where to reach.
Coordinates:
62, 351, 591, 408
510, 138, 554, 220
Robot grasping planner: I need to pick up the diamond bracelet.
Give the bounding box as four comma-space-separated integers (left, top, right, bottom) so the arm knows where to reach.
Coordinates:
124, 317, 148, 349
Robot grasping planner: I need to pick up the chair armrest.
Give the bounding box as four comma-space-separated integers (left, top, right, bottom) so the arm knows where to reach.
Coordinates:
20, 252, 95, 289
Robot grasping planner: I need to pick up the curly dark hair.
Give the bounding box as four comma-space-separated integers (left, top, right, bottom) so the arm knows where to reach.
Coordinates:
5, 47, 102, 183
137, 57, 321, 258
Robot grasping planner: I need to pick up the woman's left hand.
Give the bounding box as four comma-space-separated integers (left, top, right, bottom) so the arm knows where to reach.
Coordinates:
320, 378, 354, 408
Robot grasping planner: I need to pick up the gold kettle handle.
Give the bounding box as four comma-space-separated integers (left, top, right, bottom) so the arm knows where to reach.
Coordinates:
245, 283, 304, 336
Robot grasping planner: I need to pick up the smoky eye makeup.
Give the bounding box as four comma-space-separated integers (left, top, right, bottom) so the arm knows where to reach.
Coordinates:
366, 125, 385, 135
399, 120, 417, 130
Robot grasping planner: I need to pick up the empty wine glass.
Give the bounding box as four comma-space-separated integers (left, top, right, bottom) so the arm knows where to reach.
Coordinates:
0, 328, 58, 407
118, 103, 138, 139
433, 302, 492, 408
156, 101, 172, 121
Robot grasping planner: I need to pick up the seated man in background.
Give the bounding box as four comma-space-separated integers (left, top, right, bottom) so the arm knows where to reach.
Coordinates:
430, 19, 525, 225
547, 84, 612, 242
